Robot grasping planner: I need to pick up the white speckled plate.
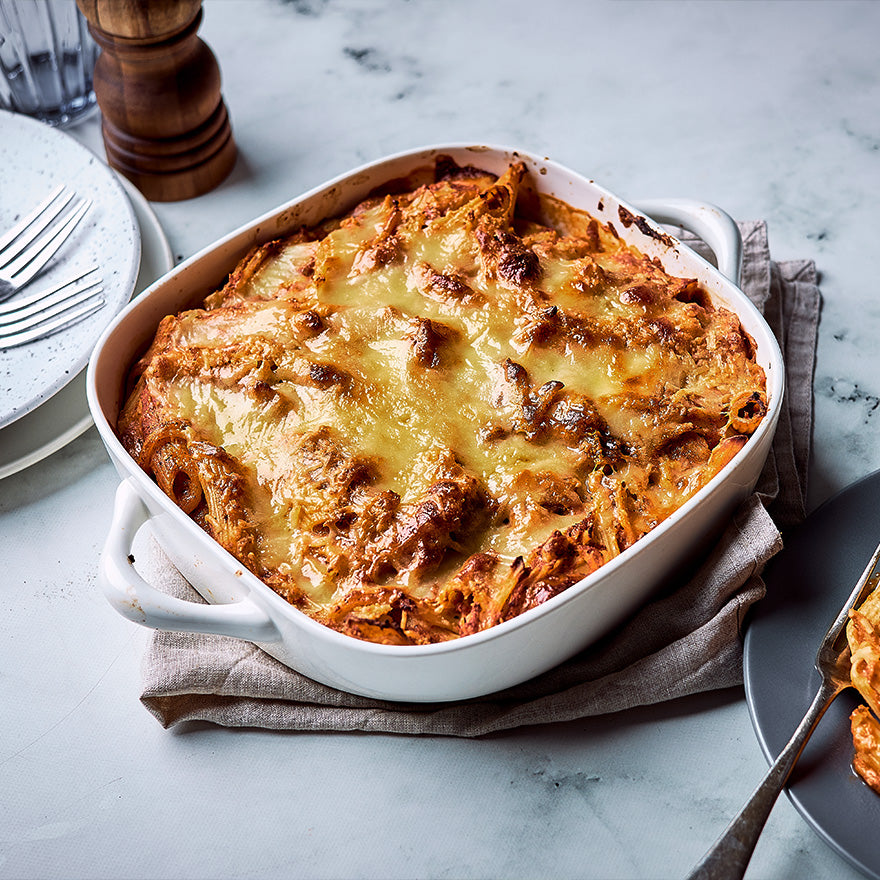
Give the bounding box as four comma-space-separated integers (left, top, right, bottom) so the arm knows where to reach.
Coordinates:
0, 110, 140, 429
0, 175, 173, 479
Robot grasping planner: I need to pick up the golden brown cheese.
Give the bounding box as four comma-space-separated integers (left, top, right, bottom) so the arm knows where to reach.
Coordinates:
118, 158, 768, 646
848, 582, 880, 792
851, 707, 880, 794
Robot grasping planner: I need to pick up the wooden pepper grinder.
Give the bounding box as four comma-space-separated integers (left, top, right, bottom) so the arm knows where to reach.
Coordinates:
76, 0, 236, 201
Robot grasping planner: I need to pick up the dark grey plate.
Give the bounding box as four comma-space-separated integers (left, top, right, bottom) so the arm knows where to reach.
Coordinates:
744, 471, 880, 879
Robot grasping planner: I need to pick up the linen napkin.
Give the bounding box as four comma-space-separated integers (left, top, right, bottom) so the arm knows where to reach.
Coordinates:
138, 221, 821, 734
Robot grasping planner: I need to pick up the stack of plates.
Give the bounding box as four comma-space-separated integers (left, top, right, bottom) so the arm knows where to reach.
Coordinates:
0, 111, 174, 479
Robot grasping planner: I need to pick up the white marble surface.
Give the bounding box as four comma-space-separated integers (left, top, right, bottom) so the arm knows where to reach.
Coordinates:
2, 1, 879, 877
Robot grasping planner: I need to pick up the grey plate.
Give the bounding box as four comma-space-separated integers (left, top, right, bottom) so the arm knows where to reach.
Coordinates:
744, 471, 880, 879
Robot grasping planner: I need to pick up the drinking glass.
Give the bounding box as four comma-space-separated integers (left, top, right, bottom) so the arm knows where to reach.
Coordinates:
0, 0, 98, 127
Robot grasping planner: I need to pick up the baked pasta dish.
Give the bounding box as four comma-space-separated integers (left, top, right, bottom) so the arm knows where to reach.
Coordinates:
848, 582, 880, 793
118, 157, 768, 646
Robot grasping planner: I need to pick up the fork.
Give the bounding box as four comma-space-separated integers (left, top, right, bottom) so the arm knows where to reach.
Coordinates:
0, 185, 92, 302
0, 268, 103, 350
685, 539, 880, 880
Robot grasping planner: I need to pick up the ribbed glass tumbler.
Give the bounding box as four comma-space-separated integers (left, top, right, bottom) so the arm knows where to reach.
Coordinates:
0, 0, 98, 127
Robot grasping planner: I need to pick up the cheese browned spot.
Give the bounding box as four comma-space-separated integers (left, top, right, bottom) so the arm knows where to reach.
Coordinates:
118, 157, 768, 645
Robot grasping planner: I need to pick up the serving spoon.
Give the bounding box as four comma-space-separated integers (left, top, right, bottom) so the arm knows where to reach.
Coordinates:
686, 538, 880, 879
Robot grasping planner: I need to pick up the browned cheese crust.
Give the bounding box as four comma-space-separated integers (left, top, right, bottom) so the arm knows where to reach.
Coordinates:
848, 582, 880, 792
118, 158, 768, 645
851, 706, 880, 794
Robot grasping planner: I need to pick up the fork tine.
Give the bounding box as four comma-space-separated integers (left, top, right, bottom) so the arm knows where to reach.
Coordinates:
0, 266, 100, 317
0, 294, 105, 350
0, 280, 103, 331
2, 199, 92, 288
0, 185, 75, 269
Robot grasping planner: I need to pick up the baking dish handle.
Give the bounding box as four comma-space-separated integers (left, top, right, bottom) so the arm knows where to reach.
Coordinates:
631, 198, 743, 286
99, 479, 279, 641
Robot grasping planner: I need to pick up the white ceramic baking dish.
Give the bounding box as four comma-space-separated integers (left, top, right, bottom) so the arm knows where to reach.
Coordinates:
87, 144, 784, 702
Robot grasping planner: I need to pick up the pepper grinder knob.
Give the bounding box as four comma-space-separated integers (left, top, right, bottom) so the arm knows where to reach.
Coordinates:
76, 0, 236, 201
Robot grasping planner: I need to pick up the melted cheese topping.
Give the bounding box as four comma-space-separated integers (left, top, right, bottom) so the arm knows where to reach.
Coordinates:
119, 160, 768, 645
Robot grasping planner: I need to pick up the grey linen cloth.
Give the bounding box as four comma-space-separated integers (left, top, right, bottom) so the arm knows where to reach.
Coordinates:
139, 221, 821, 734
